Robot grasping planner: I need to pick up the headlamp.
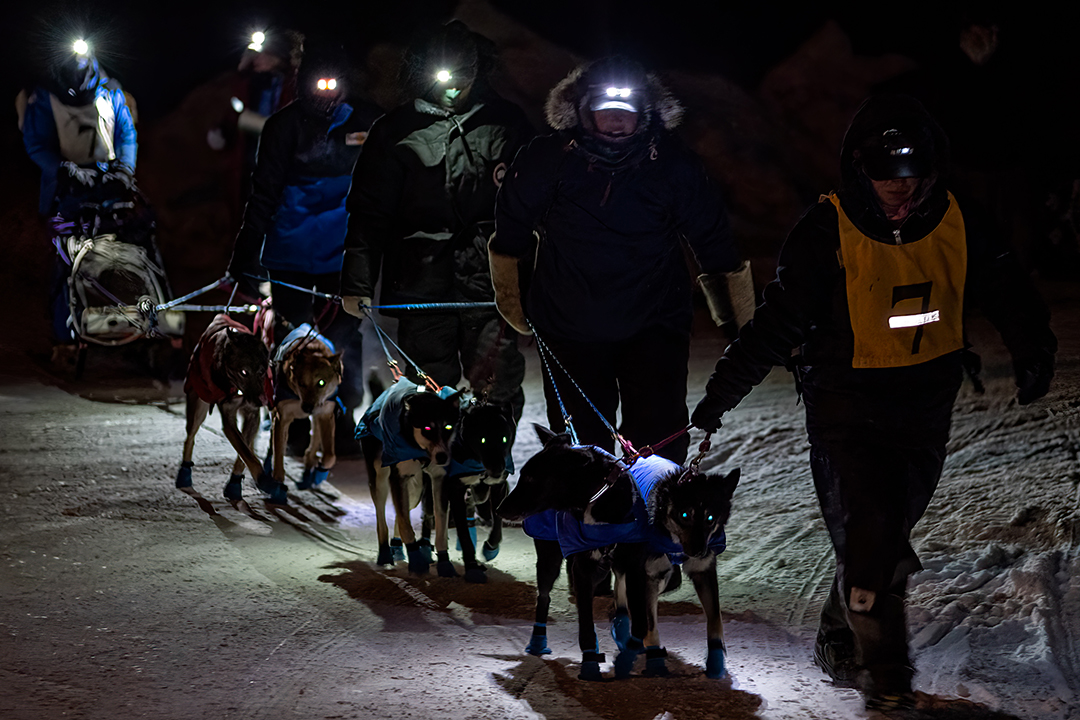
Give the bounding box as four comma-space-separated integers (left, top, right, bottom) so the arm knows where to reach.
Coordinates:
316, 78, 338, 91
73, 39, 89, 56
590, 84, 639, 113
435, 69, 452, 83
605, 87, 632, 98
248, 31, 265, 52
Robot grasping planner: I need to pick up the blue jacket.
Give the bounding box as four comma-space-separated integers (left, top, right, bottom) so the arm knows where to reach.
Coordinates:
233, 99, 381, 275
22, 62, 137, 215
356, 377, 458, 466
521, 451, 727, 563
271, 324, 336, 405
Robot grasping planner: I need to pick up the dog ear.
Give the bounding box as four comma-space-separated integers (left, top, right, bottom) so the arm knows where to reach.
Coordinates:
534, 424, 559, 446
331, 351, 344, 374
716, 467, 740, 500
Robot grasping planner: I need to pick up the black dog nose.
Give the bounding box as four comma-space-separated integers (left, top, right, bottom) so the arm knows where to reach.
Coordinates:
301, 404, 314, 414
435, 452, 448, 465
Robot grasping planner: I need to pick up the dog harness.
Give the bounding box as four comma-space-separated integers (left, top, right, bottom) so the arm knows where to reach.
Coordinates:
271, 323, 336, 406
184, 314, 272, 405
356, 376, 458, 466
521, 450, 727, 562
830, 192, 967, 368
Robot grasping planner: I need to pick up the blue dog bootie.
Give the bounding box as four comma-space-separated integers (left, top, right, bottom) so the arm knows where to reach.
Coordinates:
481, 539, 499, 562
614, 636, 643, 678
175, 461, 194, 489
578, 649, 606, 681
416, 537, 434, 564
436, 550, 458, 578
405, 541, 430, 575
525, 624, 552, 656
610, 609, 631, 651
256, 472, 288, 504
390, 538, 405, 563
643, 646, 669, 677
223, 473, 244, 502
312, 466, 330, 486
705, 638, 727, 679
376, 543, 395, 566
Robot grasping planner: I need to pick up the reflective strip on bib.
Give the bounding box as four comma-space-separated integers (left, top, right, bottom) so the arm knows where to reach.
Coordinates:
829, 192, 967, 369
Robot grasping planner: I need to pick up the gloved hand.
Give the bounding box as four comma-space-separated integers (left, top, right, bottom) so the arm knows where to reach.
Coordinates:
341, 296, 371, 319
488, 248, 532, 336
691, 392, 727, 433
225, 263, 266, 301
61, 161, 97, 186
104, 165, 137, 191
1016, 352, 1054, 405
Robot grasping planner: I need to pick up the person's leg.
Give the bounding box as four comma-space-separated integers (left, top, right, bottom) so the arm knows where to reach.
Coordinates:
397, 313, 463, 390
537, 334, 618, 454
459, 311, 526, 423
614, 325, 691, 464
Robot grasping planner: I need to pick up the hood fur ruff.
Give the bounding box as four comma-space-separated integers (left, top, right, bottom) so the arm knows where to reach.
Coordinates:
544, 64, 683, 131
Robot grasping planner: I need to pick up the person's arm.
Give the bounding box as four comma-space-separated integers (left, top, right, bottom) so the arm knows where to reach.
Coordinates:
22, 90, 61, 175
341, 115, 402, 302
692, 204, 838, 430
229, 109, 296, 278
487, 138, 561, 333
961, 198, 1057, 404
669, 147, 754, 329
111, 89, 137, 172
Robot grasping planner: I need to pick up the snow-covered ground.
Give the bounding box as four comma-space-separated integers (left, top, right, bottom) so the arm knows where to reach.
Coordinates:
0, 284, 1077, 720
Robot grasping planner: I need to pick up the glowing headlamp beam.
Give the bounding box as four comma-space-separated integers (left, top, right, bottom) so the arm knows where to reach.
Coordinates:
605, 87, 632, 98
248, 31, 265, 52
73, 39, 89, 56
317, 78, 338, 91
435, 69, 452, 83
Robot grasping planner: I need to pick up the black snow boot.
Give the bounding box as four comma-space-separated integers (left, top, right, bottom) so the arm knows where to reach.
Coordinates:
814, 628, 860, 687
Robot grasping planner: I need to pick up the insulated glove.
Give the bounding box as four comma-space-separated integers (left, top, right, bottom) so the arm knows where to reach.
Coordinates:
690, 392, 726, 434
1016, 351, 1054, 405
698, 260, 756, 330
62, 161, 97, 186
341, 296, 371, 320
104, 165, 137, 192
488, 244, 532, 336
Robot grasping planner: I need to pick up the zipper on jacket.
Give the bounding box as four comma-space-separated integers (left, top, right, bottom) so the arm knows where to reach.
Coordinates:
893, 228, 902, 245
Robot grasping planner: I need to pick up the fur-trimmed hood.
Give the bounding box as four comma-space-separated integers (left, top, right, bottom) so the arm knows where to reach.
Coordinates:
544, 61, 683, 132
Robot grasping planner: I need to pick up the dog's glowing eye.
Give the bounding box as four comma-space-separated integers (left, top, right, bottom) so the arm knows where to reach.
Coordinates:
240, 369, 248, 376
681, 512, 689, 520
481, 438, 486, 444
444, 424, 453, 431
707, 515, 714, 523
502, 436, 507, 443
424, 426, 432, 432
318, 379, 325, 386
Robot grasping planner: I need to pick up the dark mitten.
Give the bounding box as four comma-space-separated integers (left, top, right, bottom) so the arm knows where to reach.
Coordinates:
691, 393, 726, 433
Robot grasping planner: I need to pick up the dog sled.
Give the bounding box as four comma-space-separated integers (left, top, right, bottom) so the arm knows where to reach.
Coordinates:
51, 185, 185, 348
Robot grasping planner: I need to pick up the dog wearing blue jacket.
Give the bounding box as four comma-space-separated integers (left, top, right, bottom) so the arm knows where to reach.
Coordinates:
499, 425, 739, 681
357, 377, 462, 574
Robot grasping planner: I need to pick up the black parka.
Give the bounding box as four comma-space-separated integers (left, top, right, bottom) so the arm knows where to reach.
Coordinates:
340, 92, 533, 308
491, 66, 740, 343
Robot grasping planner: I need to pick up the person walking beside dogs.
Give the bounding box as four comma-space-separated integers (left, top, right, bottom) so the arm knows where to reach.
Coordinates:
490, 55, 752, 463
339, 21, 532, 427
228, 40, 381, 454
691, 94, 1057, 711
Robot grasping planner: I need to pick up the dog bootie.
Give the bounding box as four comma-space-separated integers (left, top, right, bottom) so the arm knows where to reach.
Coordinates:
481, 539, 499, 561
256, 472, 288, 505
296, 466, 316, 490
614, 636, 643, 678
376, 544, 395, 567
261, 450, 273, 476
223, 474, 244, 502
525, 624, 552, 656
312, 466, 329, 486
390, 538, 405, 563
463, 562, 487, 584
436, 550, 458, 578
175, 461, 194, 489
610, 609, 631, 651
705, 639, 727, 679
416, 537, 434, 564
578, 650, 606, 682
406, 541, 430, 575
643, 646, 669, 677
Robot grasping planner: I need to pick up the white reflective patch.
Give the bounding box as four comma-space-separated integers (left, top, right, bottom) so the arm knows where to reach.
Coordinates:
889, 310, 940, 328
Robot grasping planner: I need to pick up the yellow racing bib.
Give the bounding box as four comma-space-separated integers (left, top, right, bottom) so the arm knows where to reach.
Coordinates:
829, 192, 966, 369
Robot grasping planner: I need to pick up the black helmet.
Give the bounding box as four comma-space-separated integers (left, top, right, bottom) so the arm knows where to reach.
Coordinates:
578, 56, 648, 115
402, 20, 495, 110
51, 38, 102, 106
858, 127, 934, 180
